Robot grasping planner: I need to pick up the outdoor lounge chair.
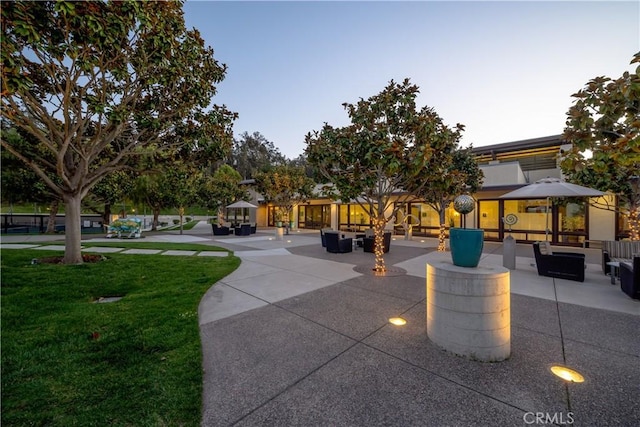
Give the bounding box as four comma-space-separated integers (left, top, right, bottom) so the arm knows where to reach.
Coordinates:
620, 256, 640, 299
212, 224, 231, 235
363, 231, 391, 254
325, 231, 352, 253
235, 223, 252, 236
320, 228, 333, 247
533, 242, 585, 282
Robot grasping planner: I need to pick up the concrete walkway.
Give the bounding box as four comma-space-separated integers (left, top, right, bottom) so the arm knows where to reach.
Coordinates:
3, 222, 639, 425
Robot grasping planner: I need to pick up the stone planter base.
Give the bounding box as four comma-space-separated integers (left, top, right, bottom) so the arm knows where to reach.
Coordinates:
426, 261, 511, 362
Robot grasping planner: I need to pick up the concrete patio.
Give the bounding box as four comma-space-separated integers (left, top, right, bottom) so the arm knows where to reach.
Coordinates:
198, 228, 639, 426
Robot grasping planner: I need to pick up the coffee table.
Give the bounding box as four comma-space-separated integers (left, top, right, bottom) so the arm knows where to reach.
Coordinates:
606, 261, 620, 285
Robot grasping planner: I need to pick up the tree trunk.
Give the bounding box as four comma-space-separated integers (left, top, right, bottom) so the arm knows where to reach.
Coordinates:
373, 216, 386, 274
217, 206, 225, 226
152, 207, 160, 231
179, 206, 184, 235
45, 199, 59, 234
103, 202, 111, 226
630, 206, 639, 241
438, 208, 447, 251
63, 194, 84, 264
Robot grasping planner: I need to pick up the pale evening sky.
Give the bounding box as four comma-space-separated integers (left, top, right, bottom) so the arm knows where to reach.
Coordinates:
183, 1, 639, 159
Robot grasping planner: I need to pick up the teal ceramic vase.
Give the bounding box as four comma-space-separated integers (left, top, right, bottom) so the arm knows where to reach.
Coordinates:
450, 228, 484, 268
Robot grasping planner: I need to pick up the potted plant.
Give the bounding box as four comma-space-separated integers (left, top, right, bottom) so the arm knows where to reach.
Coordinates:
449, 194, 484, 268
274, 210, 283, 228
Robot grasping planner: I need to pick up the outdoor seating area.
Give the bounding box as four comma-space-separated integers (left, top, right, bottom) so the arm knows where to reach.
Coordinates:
212, 222, 257, 236
602, 240, 640, 275
320, 228, 395, 254
533, 241, 586, 282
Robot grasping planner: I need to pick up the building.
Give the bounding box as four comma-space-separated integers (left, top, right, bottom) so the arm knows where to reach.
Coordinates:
254, 135, 627, 246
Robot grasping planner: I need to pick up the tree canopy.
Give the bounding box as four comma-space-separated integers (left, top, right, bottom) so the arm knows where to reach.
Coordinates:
229, 131, 287, 179
306, 78, 464, 271
561, 53, 640, 240
1, 0, 236, 262
254, 165, 314, 232
199, 164, 247, 225
414, 146, 484, 251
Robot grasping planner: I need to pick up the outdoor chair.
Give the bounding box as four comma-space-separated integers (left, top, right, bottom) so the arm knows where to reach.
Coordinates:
324, 231, 352, 253
212, 224, 231, 236
363, 231, 391, 254
620, 256, 640, 300
250, 223, 257, 234
533, 242, 585, 282
235, 223, 251, 236
320, 228, 333, 248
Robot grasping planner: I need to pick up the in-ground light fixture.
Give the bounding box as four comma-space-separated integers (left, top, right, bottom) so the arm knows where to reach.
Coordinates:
550, 365, 585, 383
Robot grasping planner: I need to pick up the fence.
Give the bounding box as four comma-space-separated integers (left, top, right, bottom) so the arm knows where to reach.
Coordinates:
1, 213, 104, 234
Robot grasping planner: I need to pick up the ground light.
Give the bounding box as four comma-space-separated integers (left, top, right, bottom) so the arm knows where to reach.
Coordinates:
389, 317, 407, 326
551, 366, 585, 383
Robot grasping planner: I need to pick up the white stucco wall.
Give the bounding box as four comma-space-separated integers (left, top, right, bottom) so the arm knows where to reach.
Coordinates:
588, 195, 617, 242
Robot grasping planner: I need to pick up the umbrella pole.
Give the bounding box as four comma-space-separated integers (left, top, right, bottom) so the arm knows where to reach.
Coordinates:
545, 197, 550, 241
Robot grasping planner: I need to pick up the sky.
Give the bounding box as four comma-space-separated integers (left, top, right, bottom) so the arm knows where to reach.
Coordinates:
183, 1, 639, 160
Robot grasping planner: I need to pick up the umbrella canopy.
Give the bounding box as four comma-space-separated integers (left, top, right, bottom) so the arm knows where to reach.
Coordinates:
499, 177, 604, 240
499, 177, 604, 199
226, 200, 258, 209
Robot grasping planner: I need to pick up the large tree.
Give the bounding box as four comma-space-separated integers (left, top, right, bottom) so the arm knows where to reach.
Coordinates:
229, 131, 287, 179
1, 1, 235, 263
254, 165, 314, 235
306, 79, 462, 272
414, 146, 484, 251
199, 164, 247, 225
561, 53, 640, 240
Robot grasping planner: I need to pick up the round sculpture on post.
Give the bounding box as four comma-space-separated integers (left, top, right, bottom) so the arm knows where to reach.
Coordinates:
453, 194, 475, 216
450, 194, 484, 268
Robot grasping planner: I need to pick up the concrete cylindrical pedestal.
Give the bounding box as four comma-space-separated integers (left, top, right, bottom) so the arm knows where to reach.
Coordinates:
275, 227, 284, 241
426, 262, 510, 362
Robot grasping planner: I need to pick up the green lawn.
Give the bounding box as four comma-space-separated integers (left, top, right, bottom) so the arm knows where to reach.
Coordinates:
1, 245, 240, 426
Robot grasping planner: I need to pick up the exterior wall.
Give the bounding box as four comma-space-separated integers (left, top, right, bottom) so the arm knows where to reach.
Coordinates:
480, 161, 527, 186
588, 195, 616, 242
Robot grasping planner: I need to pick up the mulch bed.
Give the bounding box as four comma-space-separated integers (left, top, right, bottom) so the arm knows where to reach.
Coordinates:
36, 254, 106, 264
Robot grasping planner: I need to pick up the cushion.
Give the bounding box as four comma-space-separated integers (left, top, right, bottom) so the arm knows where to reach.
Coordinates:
538, 241, 552, 255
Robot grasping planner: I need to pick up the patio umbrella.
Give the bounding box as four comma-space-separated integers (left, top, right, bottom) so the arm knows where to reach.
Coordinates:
226, 200, 258, 209
226, 200, 258, 224
499, 177, 604, 239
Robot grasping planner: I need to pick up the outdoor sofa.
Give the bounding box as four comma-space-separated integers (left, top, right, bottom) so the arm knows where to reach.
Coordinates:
363, 231, 392, 254
602, 240, 640, 275
212, 224, 231, 236
533, 242, 585, 282
234, 223, 252, 236
325, 231, 352, 253
620, 256, 640, 299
